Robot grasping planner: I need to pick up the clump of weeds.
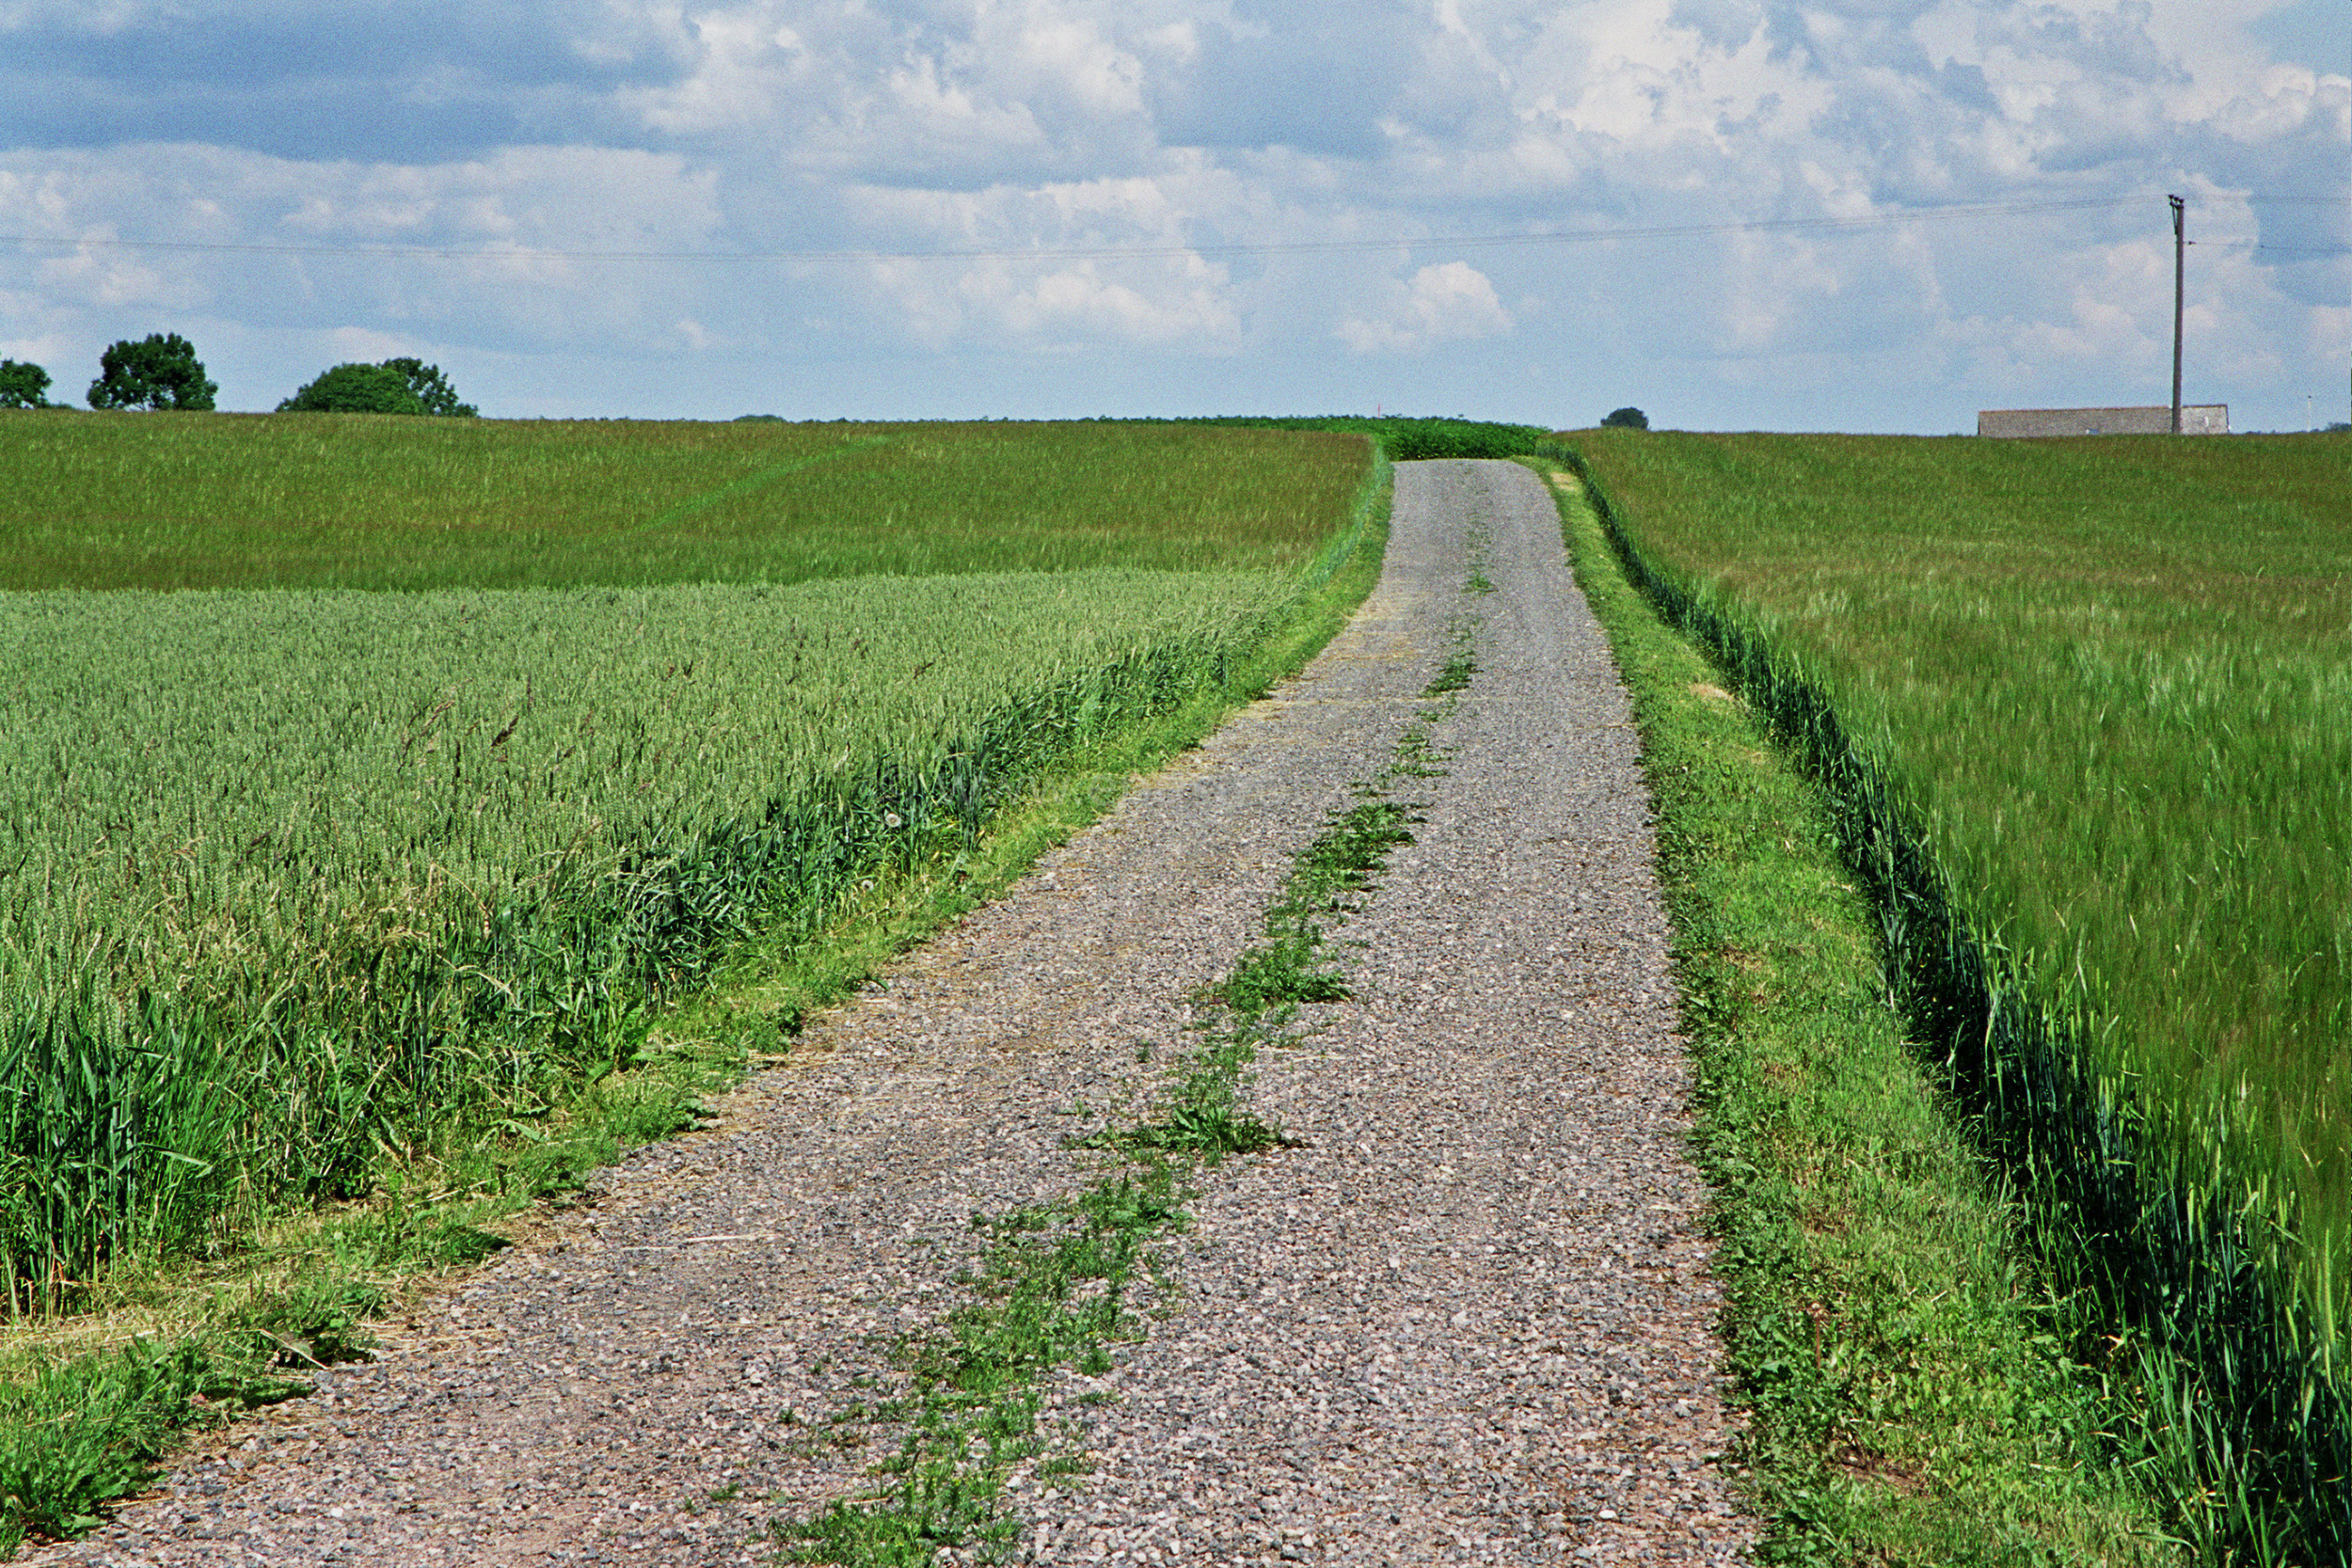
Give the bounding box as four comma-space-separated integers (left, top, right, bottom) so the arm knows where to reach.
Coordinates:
781, 625, 1474, 1564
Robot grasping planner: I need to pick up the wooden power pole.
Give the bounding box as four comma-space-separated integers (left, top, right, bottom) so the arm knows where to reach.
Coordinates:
2169, 194, 2185, 435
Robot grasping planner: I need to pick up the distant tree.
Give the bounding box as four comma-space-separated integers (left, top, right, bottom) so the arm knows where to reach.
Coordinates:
278, 357, 477, 416
0, 359, 52, 408
1600, 406, 1649, 430
380, 357, 477, 417
278, 363, 429, 414
87, 333, 217, 411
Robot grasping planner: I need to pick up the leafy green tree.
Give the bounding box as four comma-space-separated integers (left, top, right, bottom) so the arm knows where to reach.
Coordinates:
1601, 406, 1649, 430
278, 363, 428, 414
381, 357, 477, 418
87, 333, 217, 411
0, 359, 52, 408
278, 357, 477, 417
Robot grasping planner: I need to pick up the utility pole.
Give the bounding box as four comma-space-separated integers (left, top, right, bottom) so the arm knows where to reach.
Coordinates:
2169, 194, 2185, 435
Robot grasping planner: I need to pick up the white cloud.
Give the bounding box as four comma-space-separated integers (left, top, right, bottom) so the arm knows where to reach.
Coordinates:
325, 325, 416, 362
982, 259, 1237, 346
830, 162, 1260, 351
1338, 261, 1514, 355
2307, 304, 2352, 374
614, 0, 1170, 181
0, 0, 2338, 425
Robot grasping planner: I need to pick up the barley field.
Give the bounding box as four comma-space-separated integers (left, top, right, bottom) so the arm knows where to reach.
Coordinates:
1571, 428, 2352, 1556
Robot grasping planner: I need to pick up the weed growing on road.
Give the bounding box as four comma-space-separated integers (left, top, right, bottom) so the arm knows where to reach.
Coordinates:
781, 621, 1474, 1566
1387, 615, 1479, 783
1464, 515, 1497, 595
787, 1167, 1189, 1563
1214, 800, 1419, 1019
1422, 628, 1477, 698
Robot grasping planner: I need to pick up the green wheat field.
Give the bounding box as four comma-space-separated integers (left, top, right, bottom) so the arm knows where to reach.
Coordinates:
0, 411, 1375, 1319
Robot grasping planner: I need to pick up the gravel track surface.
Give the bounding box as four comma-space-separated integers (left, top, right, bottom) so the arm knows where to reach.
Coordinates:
32, 460, 1749, 1567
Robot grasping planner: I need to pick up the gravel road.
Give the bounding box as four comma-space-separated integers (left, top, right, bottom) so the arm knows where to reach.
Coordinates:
32, 459, 1749, 1567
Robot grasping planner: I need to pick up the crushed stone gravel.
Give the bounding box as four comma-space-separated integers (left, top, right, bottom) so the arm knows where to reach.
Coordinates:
29, 459, 1751, 1567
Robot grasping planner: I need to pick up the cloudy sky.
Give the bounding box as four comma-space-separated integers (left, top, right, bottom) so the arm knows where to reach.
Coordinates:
1, 0, 2343, 431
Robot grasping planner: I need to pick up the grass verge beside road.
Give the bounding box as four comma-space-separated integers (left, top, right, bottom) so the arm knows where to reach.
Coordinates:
1538, 463, 2177, 1565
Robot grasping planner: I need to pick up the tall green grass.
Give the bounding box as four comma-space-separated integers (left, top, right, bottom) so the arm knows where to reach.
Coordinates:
0, 415, 1365, 591
1567, 430, 2352, 1558
1200, 413, 1554, 461
0, 419, 1382, 1319
1541, 461, 2175, 1562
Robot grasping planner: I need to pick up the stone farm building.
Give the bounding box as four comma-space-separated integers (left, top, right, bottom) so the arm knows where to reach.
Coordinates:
1978, 404, 2230, 437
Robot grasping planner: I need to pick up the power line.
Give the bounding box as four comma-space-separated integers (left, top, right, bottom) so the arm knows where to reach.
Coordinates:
0, 195, 2149, 267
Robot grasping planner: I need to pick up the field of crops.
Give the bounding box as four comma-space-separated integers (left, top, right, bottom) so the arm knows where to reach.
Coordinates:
1570, 429, 2351, 1555
0, 414, 1357, 591
0, 415, 1376, 1319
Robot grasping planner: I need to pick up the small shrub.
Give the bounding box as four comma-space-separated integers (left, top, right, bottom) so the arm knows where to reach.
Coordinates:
278, 359, 476, 417
278, 363, 427, 415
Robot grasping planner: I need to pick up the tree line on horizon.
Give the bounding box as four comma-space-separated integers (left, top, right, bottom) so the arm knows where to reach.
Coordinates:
3, 334, 1663, 433
0, 333, 475, 417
